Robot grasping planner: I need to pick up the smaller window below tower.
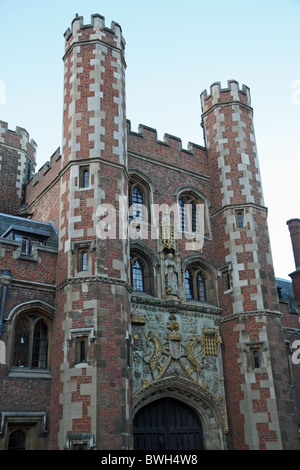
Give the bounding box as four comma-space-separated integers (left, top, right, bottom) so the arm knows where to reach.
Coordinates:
81, 251, 88, 272
252, 349, 260, 369
79, 166, 90, 189
235, 209, 245, 229
76, 337, 88, 364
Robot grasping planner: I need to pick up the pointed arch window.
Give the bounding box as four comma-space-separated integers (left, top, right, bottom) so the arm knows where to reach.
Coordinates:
185, 267, 207, 302
178, 192, 210, 238
179, 196, 197, 232
130, 251, 154, 296
132, 258, 144, 292
129, 175, 152, 224
12, 314, 49, 370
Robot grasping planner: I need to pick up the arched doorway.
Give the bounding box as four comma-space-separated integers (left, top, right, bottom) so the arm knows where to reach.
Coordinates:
133, 397, 203, 450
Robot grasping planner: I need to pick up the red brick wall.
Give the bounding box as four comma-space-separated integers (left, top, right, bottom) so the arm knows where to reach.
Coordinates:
0, 123, 36, 215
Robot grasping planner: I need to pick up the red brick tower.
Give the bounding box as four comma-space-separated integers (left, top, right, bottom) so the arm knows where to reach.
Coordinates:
49, 14, 131, 450
201, 81, 299, 449
0, 122, 36, 215
287, 218, 300, 302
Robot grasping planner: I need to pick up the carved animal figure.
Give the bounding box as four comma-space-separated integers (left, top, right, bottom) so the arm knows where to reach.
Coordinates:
144, 331, 163, 379
183, 336, 202, 379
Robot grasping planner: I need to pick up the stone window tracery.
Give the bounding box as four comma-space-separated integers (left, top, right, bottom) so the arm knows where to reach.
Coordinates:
129, 174, 152, 224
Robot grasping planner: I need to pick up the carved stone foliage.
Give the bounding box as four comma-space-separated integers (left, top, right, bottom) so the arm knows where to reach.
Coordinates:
131, 296, 223, 399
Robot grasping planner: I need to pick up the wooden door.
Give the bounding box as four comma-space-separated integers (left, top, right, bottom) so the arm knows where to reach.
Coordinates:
133, 397, 203, 450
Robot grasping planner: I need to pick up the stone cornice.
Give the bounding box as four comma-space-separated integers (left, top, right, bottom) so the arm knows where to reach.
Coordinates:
56, 275, 132, 293
219, 310, 282, 323
131, 294, 222, 316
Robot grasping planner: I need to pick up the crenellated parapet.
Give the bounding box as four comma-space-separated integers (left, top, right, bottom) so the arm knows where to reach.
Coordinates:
27, 147, 61, 188
127, 120, 208, 176
200, 80, 251, 115
63, 13, 125, 58
25, 147, 61, 198
0, 120, 37, 162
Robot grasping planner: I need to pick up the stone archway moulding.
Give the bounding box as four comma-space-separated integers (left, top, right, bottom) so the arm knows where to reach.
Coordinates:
133, 375, 228, 450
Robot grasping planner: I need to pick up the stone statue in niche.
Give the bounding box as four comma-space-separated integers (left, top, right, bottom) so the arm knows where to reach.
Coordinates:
164, 252, 179, 296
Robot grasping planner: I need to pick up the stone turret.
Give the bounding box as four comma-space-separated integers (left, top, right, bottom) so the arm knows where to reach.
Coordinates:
49, 14, 131, 450
200, 80, 299, 450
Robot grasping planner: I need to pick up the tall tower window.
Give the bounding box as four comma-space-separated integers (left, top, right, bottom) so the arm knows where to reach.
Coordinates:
132, 185, 144, 221
132, 259, 144, 292
129, 175, 152, 224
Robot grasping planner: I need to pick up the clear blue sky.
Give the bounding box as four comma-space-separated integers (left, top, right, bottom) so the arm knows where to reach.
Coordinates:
1, 0, 299, 280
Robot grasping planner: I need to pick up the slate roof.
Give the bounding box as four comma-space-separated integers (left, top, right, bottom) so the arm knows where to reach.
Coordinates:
0, 213, 58, 249
276, 277, 298, 313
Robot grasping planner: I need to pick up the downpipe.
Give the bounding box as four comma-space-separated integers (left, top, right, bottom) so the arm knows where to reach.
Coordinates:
0, 270, 11, 339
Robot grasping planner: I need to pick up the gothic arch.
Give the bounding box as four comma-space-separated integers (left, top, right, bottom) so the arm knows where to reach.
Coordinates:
129, 170, 153, 224
133, 376, 227, 450
5, 300, 55, 373
6, 300, 55, 324
128, 169, 154, 195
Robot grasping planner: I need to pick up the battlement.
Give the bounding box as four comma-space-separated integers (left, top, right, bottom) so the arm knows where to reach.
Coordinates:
127, 120, 207, 175
26, 147, 61, 192
127, 120, 205, 155
63, 13, 125, 55
200, 80, 251, 114
0, 120, 37, 161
